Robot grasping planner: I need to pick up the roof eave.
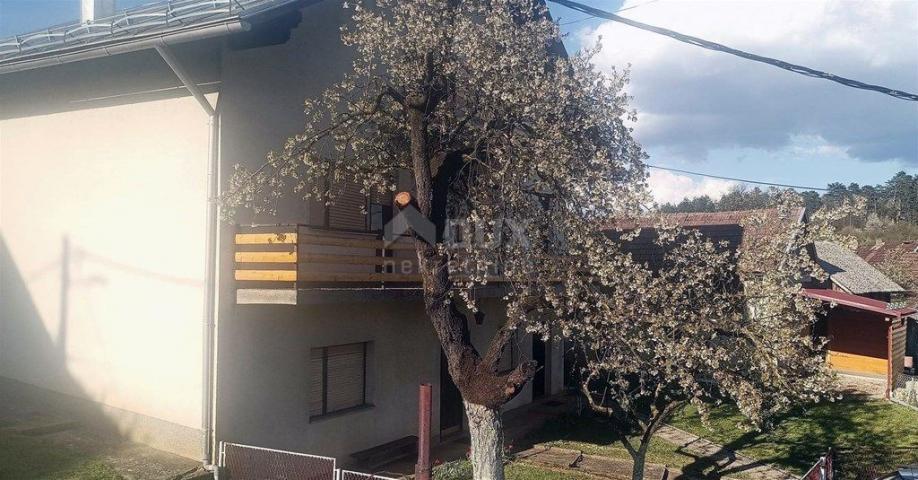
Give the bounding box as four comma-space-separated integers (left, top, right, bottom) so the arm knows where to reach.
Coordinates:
0, 18, 250, 75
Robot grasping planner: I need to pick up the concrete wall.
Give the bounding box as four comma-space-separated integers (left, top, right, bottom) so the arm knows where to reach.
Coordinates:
214, 295, 563, 464
218, 0, 353, 226
0, 93, 211, 457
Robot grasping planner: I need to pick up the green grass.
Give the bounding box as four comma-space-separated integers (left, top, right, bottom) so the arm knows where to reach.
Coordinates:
669, 398, 918, 475
434, 459, 594, 480
506, 463, 596, 479
0, 432, 124, 480
522, 413, 752, 479
520, 397, 918, 479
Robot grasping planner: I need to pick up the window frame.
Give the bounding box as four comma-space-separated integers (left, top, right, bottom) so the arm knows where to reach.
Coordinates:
310, 342, 371, 420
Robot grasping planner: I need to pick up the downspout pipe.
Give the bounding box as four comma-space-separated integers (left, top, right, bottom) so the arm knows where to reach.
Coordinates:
155, 43, 220, 470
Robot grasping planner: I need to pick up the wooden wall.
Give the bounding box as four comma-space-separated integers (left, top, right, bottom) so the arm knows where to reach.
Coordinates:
889, 319, 908, 393
825, 307, 889, 377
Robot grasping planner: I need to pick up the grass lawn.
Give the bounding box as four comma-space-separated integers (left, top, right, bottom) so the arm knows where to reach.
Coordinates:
0, 431, 123, 480
519, 397, 918, 479
521, 414, 750, 479
506, 463, 596, 480
434, 459, 596, 480
670, 398, 918, 476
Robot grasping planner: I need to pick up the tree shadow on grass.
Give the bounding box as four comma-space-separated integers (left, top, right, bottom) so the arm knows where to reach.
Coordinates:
676, 396, 918, 480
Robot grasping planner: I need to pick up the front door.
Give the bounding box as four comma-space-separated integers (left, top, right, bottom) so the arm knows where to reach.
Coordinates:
440, 350, 463, 435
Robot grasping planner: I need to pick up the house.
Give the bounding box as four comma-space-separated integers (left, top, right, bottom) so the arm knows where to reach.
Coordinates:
606, 209, 917, 396
856, 240, 918, 384
857, 240, 918, 307
0, 0, 566, 470
806, 241, 915, 394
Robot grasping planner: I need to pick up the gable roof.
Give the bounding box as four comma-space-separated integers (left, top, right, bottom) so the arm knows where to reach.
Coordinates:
813, 241, 904, 295
0, 0, 304, 75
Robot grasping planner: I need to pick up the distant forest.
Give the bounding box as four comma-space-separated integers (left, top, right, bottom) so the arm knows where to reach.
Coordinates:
659, 171, 918, 244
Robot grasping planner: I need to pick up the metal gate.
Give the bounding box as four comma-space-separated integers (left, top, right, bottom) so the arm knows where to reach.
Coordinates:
338, 470, 398, 480
220, 442, 336, 480
218, 442, 400, 480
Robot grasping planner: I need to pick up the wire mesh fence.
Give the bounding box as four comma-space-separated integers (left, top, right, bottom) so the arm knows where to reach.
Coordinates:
218, 442, 405, 480
890, 372, 918, 409
220, 442, 337, 480
833, 447, 918, 480
338, 470, 399, 480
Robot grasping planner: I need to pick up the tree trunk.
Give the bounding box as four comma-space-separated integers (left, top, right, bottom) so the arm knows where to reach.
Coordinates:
630, 446, 648, 480
465, 402, 505, 480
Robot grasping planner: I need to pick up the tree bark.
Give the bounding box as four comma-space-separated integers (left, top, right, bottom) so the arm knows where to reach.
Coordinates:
404, 87, 534, 480
630, 445, 648, 480
465, 402, 505, 480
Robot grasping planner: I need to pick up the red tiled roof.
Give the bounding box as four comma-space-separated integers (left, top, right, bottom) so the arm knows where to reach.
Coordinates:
604, 208, 806, 269
857, 241, 918, 285
802, 288, 917, 317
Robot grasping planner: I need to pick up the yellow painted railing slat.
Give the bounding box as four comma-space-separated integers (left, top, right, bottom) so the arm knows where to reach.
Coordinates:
235, 251, 298, 263
235, 270, 297, 282
235, 233, 297, 245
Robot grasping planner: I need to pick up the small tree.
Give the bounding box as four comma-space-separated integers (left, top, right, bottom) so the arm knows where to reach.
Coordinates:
223, 1, 646, 478
561, 197, 845, 480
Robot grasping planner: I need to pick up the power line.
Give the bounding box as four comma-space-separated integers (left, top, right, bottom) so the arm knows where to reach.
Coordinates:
560, 0, 659, 26
647, 164, 829, 191
549, 0, 918, 102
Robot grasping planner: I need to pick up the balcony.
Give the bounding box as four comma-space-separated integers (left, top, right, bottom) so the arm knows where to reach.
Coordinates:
234, 225, 425, 304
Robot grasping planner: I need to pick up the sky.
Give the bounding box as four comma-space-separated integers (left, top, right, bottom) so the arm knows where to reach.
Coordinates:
1, 0, 916, 204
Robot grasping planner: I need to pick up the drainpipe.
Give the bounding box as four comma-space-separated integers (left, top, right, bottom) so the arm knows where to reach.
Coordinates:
154, 43, 220, 470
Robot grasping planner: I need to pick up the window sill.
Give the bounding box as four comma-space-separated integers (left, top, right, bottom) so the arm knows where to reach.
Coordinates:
309, 404, 375, 423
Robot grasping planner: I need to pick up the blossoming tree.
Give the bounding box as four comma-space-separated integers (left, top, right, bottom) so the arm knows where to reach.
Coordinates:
562, 197, 853, 480
223, 1, 646, 478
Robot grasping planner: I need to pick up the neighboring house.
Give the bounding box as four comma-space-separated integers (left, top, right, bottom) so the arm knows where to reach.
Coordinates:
856, 240, 918, 382
0, 0, 565, 470
857, 240, 918, 306
807, 241, 914, 392
606, 209, 917, 397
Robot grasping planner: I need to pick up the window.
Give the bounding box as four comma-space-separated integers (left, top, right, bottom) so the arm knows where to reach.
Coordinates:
498, 336, 517, 373
310, 342, 369, 418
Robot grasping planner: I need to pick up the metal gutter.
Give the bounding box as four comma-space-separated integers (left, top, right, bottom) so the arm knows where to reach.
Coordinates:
154, 43, 220, 470
0, 20, 249, 75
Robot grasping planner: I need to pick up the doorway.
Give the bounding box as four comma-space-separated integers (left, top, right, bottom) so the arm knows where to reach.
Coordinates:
439, 350, 463, 436
532, 337, 547, 399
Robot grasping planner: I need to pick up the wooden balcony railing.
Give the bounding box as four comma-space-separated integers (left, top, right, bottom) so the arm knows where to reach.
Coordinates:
234, 224, 512, 304
234, 225, 425, 303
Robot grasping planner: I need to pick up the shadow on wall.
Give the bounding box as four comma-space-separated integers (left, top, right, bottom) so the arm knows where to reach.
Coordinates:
0, 233, 124, 441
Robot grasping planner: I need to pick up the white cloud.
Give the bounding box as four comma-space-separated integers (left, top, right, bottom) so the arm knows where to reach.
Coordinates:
579, 0, 918, 164
648, 169, 736, 205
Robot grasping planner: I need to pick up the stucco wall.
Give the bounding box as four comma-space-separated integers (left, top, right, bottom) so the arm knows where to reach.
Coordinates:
218, 0, 353, 226
214, 295, 561, 464
0, 94, 211, 455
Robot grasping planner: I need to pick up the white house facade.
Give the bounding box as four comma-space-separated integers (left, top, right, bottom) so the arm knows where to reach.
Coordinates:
0, 0, 565, 467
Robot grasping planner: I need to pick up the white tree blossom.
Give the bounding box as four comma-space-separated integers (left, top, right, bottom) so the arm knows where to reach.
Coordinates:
561, 194, 852, 480
222, 1, 647, 479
